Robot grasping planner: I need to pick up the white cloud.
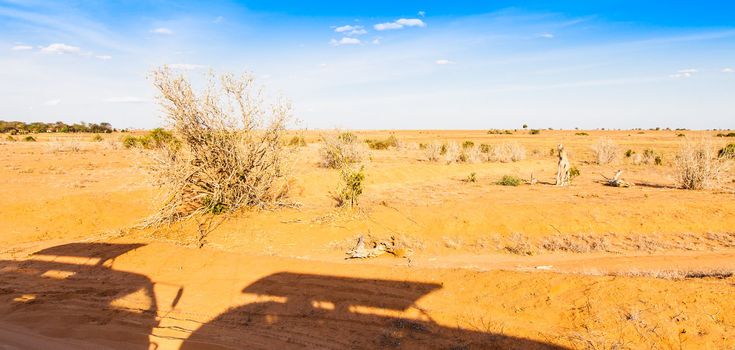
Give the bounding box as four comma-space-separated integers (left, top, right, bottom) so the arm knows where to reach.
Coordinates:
723, 68, 735, 73
151, 27, 173, 35
43, 98, 61, 106
435, 59, 455, 65
104, 96, 147, 103
329, 37, 361, 46
374, 18, 426, 31
334, 25, 366, 36
372, 37, 381, 45
540, 32, 554, 38
670, 68, 698, 78
11, 45, 33, 51
168, 63, 205, 70
95, 55, 112, 60
418, 11, 426, 17
40, 43, 80, 54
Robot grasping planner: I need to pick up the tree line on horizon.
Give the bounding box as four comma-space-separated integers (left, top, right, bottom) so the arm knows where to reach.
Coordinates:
0, 120, 120, 134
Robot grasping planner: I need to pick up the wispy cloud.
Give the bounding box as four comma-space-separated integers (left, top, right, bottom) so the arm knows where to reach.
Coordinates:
418, 11, 426, 17
151, 27, 173, 35
330, 37, 361, 46
334, 25, 367, 36
670, 68, 698, 78
374, 18, 426, 31
539, 32, 554, 39
43, 98, 61, 106
40, 43, 80, 54
435, 59, 455, 65
723, 68, 735, 73
104, 96, 147, 103
10, 44, 33, 51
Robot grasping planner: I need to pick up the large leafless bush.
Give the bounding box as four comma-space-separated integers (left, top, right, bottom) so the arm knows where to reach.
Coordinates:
591, 138, 619, 165
145, 67, 292, 226
675, 140, 728, 190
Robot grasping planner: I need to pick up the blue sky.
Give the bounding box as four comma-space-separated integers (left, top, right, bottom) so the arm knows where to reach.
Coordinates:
1, 1, 734, 129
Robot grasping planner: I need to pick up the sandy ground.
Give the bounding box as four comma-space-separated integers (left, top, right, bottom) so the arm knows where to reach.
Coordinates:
1, 130, 734, 349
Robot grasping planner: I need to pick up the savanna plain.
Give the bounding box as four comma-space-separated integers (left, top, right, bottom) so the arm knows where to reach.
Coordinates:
1, 128, 735, 349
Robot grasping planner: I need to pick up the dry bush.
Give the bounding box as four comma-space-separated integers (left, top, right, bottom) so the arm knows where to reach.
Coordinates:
145, 67, 292, 226
443, 141, 461, 164
540, 234, 610, 253
487, 142, 526, 162
459, 145, 482, 163
504, 233, 534, 255
632, 149, 661, 165
674, 140, 728, 190
46, 141, 82, 153
319, 132, 364, 168
591, 138, 619, 164
424, 141, 443, 162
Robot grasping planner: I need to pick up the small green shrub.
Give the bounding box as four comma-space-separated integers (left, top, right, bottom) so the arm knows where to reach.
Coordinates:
479, 144, 491, 153
497, 175, 522, 186
529, 129, 540, 135
625, 149, 634, 158
333, 166, 365, 208
5, 135, 16, 142
575, 132, 589, 136
365, 134, 399, 150
91, 134, 104, 142
23, 135, 36, 142
715, 132, 735, 137
570, 166, 581, 181
719, 143, 735, 159
487, 129, 513, 135
122, 135, 138, 149
462, 140, 475, 149
677, 133, 686, 137
338, 132, 357, 143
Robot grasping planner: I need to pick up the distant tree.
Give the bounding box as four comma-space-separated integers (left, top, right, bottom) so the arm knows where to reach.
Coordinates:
522, 124, 528, 129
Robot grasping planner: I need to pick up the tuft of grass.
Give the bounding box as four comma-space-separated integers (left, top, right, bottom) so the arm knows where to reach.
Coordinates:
625, 149, 634, 158
5, 135, 17, 142
462, 140, 475, 149
497, 175, 522, 186
91, 134, 104, 142
569, 166, 581, 181
288, 135, 307, 147
487, 142, 526, 162
464, 172, 477, 183
528, 129, 540, 135
575, 132, 589, 136
504, 233, 533, 255
715, 132, 735, 137
23, 135, 36, 142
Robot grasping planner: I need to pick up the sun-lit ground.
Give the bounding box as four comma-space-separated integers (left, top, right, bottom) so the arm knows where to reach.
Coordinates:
1, 130, 734, 349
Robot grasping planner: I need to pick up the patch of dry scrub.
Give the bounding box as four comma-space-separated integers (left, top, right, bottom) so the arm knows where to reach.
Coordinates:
145, 67, 292, 226
487, 142, 526, 162
591, 138, 619, 164
674, 140, 729, 190
319, 132, 364, 168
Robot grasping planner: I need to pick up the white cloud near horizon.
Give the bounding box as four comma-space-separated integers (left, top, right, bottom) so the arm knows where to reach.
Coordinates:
374, 18, 426, 31
11, 44, 33, 51
670, 68, 698, 78
151, 27, 173, 35
723, 68, 734, 73
95, 55, 112, 60
330, 37, 361, 46
435, 59, 455, 65
540, 32, 554, 38
40, 43, 80, 54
